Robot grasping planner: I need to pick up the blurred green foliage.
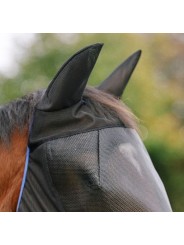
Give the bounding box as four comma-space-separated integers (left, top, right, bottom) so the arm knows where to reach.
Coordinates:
0, 33, 183, 211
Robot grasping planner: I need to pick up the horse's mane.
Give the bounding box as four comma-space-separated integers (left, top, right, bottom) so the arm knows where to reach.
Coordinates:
0, 90, 43, 143
0, 87, 138, 144
84, 87, 138, 130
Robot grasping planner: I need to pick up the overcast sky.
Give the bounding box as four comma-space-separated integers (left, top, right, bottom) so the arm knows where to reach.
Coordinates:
0, 34, 36, 78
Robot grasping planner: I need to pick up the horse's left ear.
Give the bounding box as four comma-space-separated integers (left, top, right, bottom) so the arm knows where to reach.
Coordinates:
98, 50, 142, 97
37, 43, 103, 111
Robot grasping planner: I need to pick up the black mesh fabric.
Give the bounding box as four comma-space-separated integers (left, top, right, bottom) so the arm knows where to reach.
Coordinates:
45, 128, 171, 211
18, 126, 172, 211
99, 128, 171, 211
47, 131, 108, 211
17, 143, 64, 211
17, 95, 173, 212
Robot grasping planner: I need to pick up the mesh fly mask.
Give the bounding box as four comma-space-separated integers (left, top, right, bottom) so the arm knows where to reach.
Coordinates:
16, 44, 172, 211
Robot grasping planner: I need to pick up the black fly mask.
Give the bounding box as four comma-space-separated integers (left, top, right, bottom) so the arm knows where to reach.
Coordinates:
17, 44, 172, 211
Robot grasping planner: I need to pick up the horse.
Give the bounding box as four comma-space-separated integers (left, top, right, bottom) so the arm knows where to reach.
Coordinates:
0, 43, 172, 211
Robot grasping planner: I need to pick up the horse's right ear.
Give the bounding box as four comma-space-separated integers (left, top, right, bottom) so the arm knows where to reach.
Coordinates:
37, 43, 103, 111
98, 50, 141, 98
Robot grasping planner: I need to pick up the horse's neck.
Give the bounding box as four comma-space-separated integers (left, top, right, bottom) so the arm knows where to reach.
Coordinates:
0, 128, 28, 211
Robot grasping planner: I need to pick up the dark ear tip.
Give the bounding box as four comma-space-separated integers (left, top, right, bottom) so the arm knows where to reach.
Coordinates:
135, 50, 142, 60
128, 50, 142, 66
81, 43, 103, 59
134, 49, 142, 58
90, 43, 104, 52
93, 43, 104, 47
86, 43, 104, 49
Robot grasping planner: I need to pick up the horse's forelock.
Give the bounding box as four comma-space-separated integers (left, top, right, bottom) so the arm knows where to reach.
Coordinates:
84, 87, 138, 131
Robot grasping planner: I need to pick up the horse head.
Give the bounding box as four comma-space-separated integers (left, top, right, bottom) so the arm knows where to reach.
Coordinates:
0, 44, 172, 211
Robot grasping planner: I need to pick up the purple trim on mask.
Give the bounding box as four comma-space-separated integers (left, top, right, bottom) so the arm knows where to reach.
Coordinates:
16, 147, 30, 211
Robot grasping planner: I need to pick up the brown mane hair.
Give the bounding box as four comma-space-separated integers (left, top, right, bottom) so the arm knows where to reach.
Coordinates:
85, 87, 138, 131
0, 87, 138, 211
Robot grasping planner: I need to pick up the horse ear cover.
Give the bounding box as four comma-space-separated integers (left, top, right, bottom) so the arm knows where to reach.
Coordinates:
98, 50, 142, 97
37, 43, 103, 111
